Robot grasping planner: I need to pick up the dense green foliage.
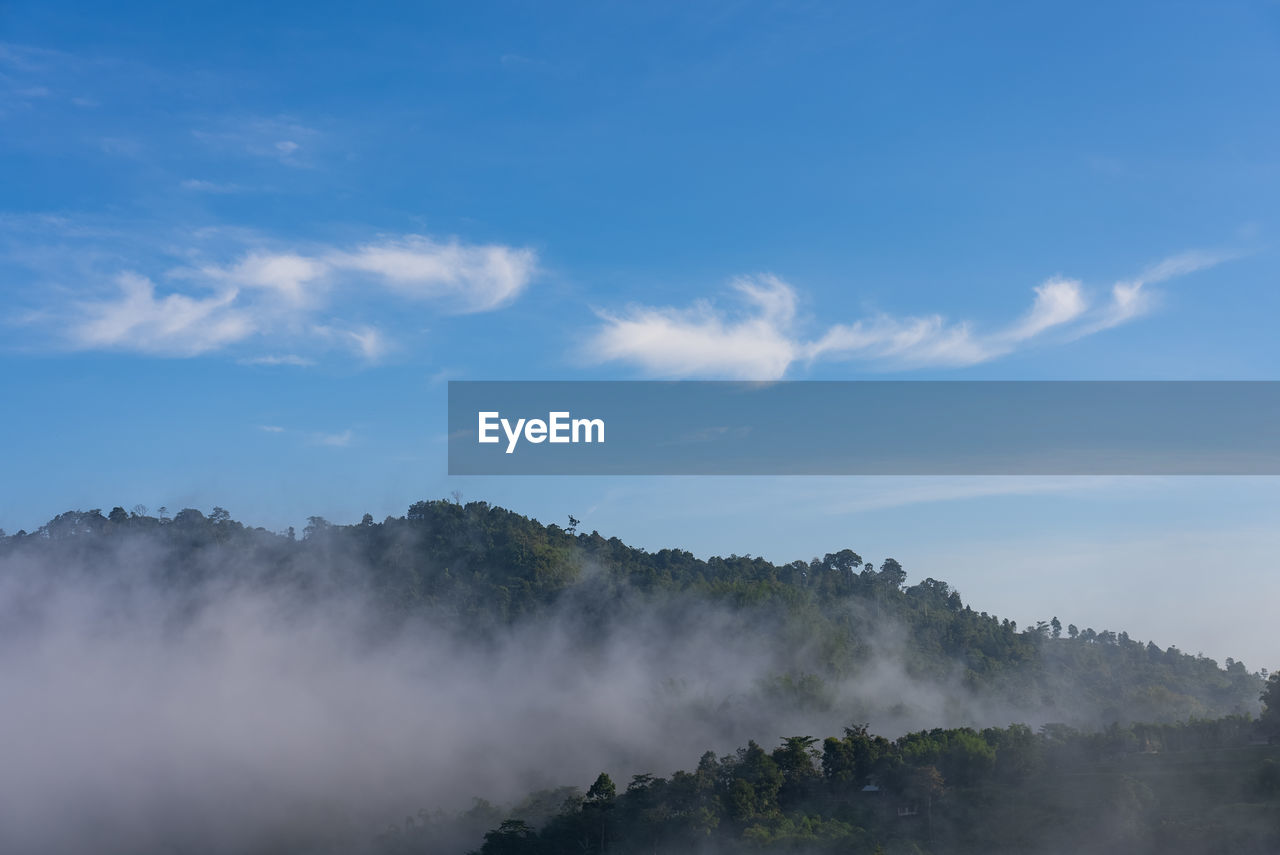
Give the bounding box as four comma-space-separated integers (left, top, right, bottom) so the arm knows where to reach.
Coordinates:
1, 499, 1264, 729
379, 715, 1280, 855
3, 499, 1275, 853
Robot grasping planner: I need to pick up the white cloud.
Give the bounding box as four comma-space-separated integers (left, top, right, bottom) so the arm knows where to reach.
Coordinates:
807, 314, 994, 368
1139, 250, 1232, 284
1081, 250, 1234, 336
240, 355, 315, 367
0, 43, 78, 112
589, 275, 799, 379
0, 43, 56, 73
1005, 277, 1087, 341
334, 236, 537, 313
257, 424, 354, 447
815, 475, 1119, 514
193, 237, 536, 314
51, 235, 536, 362
312, 324, 388, 362
71, 273, 253, 356
211, 252, 329, 306
805, 277, 1087, 369
180, 179, 245, 194
192, 117, 319, 166
311, 429, 353, 447
591, 252, 1228, 379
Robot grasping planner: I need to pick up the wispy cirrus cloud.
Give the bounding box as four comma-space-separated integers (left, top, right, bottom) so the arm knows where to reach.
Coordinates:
254, 423, 354, 448
333, 236, 536, 313
24, 233, 537, 361
1072, 250, 1235, 338
71, 272, 254, 356
311, 429, 354, 448
311, 324, 388, 362
0, 42, 79, 114
191, 116, 321, 167
814, 475, 1122, 515
179, 179, 247, 194
590, 274, 800, 379
202, 252, 330, 307
806, 275, 1089, 368
588, 252, 1230, 379
240, 355, 315, 367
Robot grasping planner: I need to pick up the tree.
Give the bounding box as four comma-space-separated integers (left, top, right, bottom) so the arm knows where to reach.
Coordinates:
586, 772, 616, 805
877, 558, 907, 590
303, 515, 330, 539
1050, 616, 1062, 639
1261, 672, 1280, 742
902, 765, 944, 843
584, 773, 616, 851
772, 736, 820, 809
728, 741, 783, 821
822, 549, 863, 575
823, 724, 888, 791
173, 508, 205, 527
478, 819, 539, 855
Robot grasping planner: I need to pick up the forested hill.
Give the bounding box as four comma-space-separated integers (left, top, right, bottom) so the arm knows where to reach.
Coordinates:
0, 499, 1265, 727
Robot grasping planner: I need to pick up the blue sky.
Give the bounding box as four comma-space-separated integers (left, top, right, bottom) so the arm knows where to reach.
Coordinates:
2, 2, 1279, 665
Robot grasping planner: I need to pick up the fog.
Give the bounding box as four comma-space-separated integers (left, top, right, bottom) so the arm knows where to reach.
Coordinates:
0, 526, 1250, 854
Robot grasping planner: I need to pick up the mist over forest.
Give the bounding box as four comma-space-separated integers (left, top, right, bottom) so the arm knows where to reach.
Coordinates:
1, 500, 1275, 854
